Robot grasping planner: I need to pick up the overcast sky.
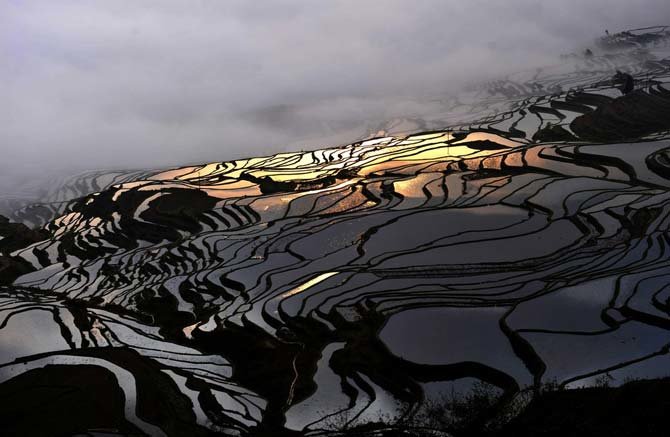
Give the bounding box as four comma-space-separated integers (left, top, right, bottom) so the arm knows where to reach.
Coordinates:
1, 0, 669, 194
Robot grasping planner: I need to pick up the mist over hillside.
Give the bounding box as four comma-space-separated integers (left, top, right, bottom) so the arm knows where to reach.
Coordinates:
2, 0, 669, 196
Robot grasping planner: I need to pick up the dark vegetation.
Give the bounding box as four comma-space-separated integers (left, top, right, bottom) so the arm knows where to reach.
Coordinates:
305, 377, 670, 437
571, 87, 670, 142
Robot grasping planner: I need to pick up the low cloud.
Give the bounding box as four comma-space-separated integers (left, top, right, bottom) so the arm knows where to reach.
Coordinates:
1, 0, 668, 195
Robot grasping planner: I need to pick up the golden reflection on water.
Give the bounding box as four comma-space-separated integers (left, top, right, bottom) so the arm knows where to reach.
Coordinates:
128, 130, 523, 207
281, 272, 339, 298
151, 166, 199, 181
393, 172, 443, 199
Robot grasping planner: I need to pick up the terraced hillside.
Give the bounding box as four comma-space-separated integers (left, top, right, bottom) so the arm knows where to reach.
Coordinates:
2, 27, 670, 436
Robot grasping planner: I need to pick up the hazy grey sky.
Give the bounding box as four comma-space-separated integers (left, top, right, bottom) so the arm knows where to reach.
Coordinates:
1, 0, 669, 192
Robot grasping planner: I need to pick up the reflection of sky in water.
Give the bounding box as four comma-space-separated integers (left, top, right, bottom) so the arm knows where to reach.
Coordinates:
0, 309, 70, 364
523, 321, 670, 384
508, 277, 617, 332
381, 307, 533, 386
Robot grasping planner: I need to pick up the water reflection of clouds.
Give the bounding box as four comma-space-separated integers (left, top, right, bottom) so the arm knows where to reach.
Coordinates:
0, 309, 70, 365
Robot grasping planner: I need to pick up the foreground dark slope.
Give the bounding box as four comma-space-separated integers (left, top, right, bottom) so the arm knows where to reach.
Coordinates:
2, 26, 670, 436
